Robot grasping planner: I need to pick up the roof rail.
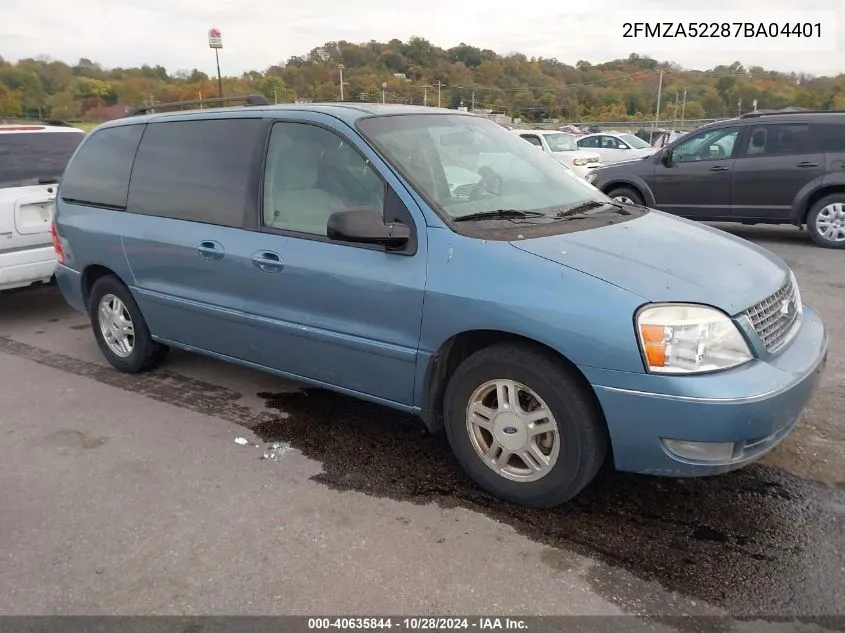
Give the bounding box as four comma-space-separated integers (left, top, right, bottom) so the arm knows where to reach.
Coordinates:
125, 94, 270, 117
739, 109, 845, 119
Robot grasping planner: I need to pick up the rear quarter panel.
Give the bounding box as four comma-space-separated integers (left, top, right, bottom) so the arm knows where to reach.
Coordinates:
54, 201, 135, 288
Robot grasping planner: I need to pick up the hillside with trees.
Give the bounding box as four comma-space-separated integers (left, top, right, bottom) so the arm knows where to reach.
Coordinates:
2, 37, 844, 123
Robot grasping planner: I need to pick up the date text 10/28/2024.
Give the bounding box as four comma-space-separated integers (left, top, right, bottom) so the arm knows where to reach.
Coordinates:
308, 618, 527, 630
622, 22, 821, 39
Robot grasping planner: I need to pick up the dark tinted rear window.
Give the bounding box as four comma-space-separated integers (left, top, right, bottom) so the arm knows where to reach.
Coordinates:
60, 125, 146, 209
0, 131, 84, 189
815, 122, 845, 152
127, 118, 265, 227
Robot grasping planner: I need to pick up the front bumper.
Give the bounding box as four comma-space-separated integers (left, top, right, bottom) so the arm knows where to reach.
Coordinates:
584, 305, 828, 476
0, 245, 57, 291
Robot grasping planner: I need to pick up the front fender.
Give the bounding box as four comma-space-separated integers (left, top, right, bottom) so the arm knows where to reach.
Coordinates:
790, 173, 845, 225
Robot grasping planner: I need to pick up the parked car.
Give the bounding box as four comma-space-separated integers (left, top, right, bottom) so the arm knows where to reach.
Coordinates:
0, 123, 85, 291
585, 110, 845, 248
53, 101, 827, 507
576, 132, 657, 164
515, 129, 601, 177
651, 130, 686, 148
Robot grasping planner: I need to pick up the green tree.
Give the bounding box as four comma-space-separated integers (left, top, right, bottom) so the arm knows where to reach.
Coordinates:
257, 76, 295, 103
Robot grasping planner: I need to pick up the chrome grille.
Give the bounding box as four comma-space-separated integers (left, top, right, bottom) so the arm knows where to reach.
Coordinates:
743, 276, 801, 353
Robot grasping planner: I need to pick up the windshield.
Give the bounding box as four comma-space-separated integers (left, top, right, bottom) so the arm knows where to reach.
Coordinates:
543, 133, 578, 152
619, 134, 653, 150
356, 114, 604, 220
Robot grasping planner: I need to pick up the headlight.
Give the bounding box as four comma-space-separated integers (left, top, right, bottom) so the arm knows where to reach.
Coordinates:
573, 158, 588, 166
636, 304, 752, 374
585, 172, 598, 184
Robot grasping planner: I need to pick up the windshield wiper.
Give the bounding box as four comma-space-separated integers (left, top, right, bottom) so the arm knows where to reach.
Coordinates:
555, 200, 630, 218
453, 209, 546, 222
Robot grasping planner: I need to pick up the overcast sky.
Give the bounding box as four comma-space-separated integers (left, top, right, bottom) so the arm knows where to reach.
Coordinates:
3, 0, 842, 77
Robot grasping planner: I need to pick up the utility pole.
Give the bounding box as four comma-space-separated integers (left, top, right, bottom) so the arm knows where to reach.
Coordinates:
471, 90, 475, 111
651, 70, 663, 143
737, 99, 742, 116
421, 83, 432, 106
273, 89, 277, 104
338, 64, 345, 101
381, 82, 387, 104
680, 88, 687, 129
434, 81, 444, 108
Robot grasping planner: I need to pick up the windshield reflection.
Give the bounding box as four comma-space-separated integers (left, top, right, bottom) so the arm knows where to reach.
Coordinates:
356, 114, 605, 221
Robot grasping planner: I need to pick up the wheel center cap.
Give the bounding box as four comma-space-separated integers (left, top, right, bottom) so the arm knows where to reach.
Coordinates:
493, 412, 528, 451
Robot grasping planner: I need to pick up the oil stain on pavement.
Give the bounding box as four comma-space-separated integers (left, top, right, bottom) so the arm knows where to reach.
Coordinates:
1, 335, 842, 619
253, 389, 845, 619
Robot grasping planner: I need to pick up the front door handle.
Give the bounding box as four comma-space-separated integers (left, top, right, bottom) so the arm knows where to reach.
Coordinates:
252, 251, 284, 273
197, 240, 224, 261
710, 165, 730, 172
796, 161, 819, 168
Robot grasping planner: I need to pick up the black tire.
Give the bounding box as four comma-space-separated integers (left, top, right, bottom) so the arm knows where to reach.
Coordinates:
806, 195, 845, 249
605, 186, 644, 206
88, 275, 169, 373
443, 343, 608, 508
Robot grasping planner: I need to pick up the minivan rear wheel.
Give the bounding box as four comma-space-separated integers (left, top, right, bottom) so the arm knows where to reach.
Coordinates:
443, 343, 607, 508
88, 275, 169, 373
806, 195, 845, 249
606, 186, 644, 206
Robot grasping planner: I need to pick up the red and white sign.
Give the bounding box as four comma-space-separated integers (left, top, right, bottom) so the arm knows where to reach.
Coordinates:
208, 28, 223, 49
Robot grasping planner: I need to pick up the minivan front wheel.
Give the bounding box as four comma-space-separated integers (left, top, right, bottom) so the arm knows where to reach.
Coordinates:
443, 344, 607, 508
88, 275, 169, 373
807, 195, 845, 249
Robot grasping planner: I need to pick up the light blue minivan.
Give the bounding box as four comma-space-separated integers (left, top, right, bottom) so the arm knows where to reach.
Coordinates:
52, 101, 828, 507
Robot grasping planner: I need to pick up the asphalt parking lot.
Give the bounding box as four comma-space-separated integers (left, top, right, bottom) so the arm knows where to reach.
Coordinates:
0, 224, 842, 620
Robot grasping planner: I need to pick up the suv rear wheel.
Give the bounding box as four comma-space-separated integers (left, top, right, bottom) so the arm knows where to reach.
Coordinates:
88, 275, 169, 373
443, 343, 607, 508
806, 195, 845, 249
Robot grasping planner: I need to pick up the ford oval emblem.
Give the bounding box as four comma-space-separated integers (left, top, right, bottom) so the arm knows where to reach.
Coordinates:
502, 426, 518, 435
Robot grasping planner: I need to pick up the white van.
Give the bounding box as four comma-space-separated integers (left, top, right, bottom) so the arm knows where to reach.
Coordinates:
0, 123, 85, 291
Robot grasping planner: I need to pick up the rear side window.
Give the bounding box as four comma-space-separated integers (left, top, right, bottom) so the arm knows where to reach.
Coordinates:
127, 118, 265, 227
743, 123, 812, 157
60, 125, 145, 208
815, 123, 845, 152
520, 135, 542, 147
0, 131, 84, 189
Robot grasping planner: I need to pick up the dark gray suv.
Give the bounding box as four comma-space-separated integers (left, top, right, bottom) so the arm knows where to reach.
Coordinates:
585, 111, 845, 248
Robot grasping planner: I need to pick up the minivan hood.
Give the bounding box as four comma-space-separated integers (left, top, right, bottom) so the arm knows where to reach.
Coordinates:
510, 211, 788, 314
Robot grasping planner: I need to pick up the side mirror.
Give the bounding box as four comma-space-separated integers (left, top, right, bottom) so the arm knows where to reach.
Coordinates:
327, 208, 410, 248
660, 150, 673, 166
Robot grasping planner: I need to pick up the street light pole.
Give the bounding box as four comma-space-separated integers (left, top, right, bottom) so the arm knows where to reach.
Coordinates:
680, 88, 687, 129
381, 82, 387, 104
338, 64, 345, 101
